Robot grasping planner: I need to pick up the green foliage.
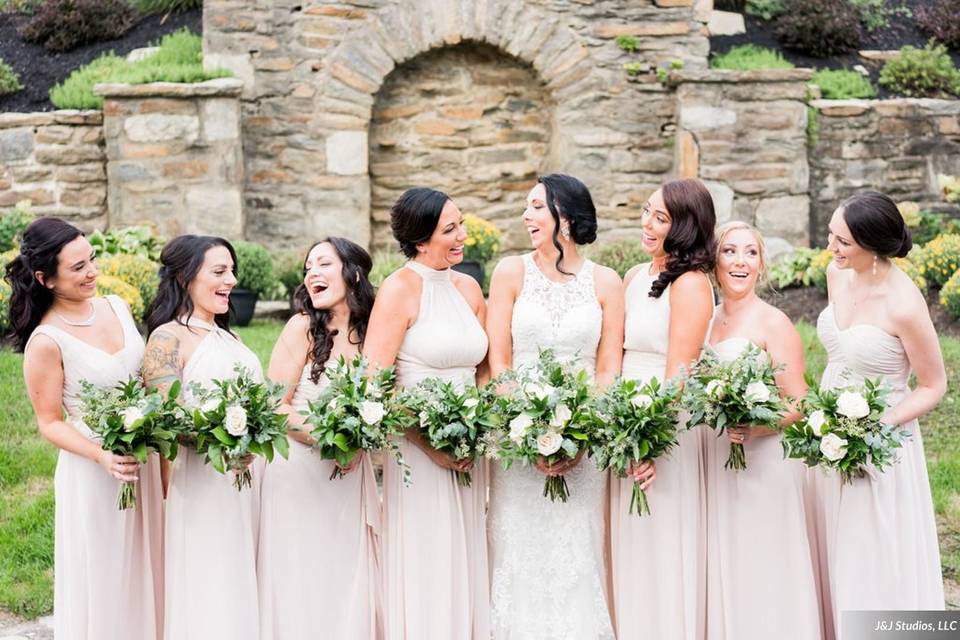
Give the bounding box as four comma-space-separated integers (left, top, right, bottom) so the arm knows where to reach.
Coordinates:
916, 0, 960, 51
271, 249, 306, 298
19, 0, 136, 53
587, 238, 649, 278
616, 35, 639, 53
893, 257, 928, 294
88, 225, 163, 262
0, 200, 34, 253
849, 0, 911, 33
899, 202, 960, 245
916, 234, 960, 287
233, 240, 274, 296
96, 275, 144, 320
879, 41, 960, 98
369, 250, 406, 288
811, 68, 877, 99
624, 62, 645, 77
96, 253, 160, 317
463, 214, 501, 263
746, 0, 785, 20
941, 175, 960, 204
710, 45, 795, 70
0, 0, 44, 12
775, 0, 861, 58
49, 29, 232, 110
767, 247, 831, 289
132, 0, 201, 15
0, 58, 22, 96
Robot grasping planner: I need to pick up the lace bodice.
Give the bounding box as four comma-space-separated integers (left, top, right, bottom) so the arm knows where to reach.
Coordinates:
511, 253, 602, 376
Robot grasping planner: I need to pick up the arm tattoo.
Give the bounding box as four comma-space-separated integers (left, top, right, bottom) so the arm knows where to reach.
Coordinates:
143, 330, 182, 387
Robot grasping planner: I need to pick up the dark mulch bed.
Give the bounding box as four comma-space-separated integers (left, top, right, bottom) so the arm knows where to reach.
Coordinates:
710, 0, 960, 98
764, 285, 960, 339
0, 8, 202, 113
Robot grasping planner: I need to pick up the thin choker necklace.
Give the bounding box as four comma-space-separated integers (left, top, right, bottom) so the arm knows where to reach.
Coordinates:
55, 302, 96, 327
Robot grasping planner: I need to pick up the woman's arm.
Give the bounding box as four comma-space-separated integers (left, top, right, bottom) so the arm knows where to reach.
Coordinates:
485, 257, 522, 379
665, 271, 715, 380
267, 314, 312, 446
362, 271, 418, 372
593, 265, 625, 387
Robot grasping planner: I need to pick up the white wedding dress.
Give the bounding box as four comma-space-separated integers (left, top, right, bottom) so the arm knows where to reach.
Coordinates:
488, 253, 614, 640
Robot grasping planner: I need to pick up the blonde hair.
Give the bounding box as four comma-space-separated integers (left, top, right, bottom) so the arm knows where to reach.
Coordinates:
713, 221, 769, 290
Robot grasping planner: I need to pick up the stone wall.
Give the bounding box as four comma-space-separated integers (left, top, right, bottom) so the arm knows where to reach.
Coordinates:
0, 110, 107, 228
203, 0, 711, 252
672, 68, 812, 257
95, 78, 246, 240
809, 98, 960, 244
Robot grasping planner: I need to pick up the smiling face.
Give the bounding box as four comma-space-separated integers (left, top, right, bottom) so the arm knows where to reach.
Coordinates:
640, 188, 672, 259
419, 199, 467, 268
716, 227, 764, 296
187, 245, 237, 320
827, 206, 871, 271
522, 182, 560, 250
42, 235, 97, 301
303, 242, 347, 310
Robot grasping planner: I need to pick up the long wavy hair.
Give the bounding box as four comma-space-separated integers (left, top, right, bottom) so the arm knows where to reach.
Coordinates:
145, 235, 237, 336
649, 178, 716, 299
6, 218, 85, 352
538, 174, 598, 276
292, 237, 375, 383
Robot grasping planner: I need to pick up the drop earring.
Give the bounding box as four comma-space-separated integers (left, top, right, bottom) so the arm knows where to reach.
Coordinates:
560, 224, 571, 240
872, 254, 878, 276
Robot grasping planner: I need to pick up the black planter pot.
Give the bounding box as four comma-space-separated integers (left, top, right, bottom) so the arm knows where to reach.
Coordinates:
230, 289, 259, 327
452, 260, 484, 287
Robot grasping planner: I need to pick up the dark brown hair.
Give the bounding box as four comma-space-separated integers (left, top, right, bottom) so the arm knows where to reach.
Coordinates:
649, 178, 717, 298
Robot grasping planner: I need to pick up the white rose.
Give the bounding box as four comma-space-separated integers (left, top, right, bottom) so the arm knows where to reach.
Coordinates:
744, 381, 771, 404
200, 398, 221, 414
359, 400, 386, 425
463, 397, 479, 412
706, 379, 725, 399
536, 431, 563, 456
121, 406, 144, 432
807, 409, 827, 436
419, 411, 430, 428
631, 394, 653, 409
550, 403, 573, 427
225, 405, 248, 437
836, 391, 870, 419
509, 413, 534, 443
524, 383, 555, 400
819, 433, 848, 462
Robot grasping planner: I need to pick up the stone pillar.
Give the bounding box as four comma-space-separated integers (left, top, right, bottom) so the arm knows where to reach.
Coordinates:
95, 78, 245, 240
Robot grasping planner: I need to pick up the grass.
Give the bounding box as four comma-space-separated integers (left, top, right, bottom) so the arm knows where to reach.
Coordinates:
710, 44, 795, 71
1, 318, 959, 616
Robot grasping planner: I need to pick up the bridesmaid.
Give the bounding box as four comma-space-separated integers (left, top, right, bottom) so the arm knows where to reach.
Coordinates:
813, 191, 945, 638
610, 178, 714, 640
363, 187, 490, 640
141, 235, 263, 640
10, 218, 162, 640
704, 221, 821, 639
258, 237, 381, 640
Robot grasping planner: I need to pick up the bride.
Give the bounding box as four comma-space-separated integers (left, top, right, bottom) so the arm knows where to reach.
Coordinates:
485, 174, 625, 639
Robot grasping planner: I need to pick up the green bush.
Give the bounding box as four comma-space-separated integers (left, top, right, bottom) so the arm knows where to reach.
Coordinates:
746, 0, 785, 20
88, 225, 163, 262
0, 201, 33, 253
96, 275, 144, 320
940, 268, 960, 318
0, 58, 22, 96
50, 29, 232, 110
710, 45, 794, 70
879, 41, 960, 98
587, 239, 650, 278
893, 257, 928, 294
96, 254, 159, 317
916, 234, 960, 287
768, 247, 834, 290
133, 0, 200, 15
233, 241, 274, 296
917, 0, 960, 51
370, 251, 406, 289
775, 0, 861, 58
19, 0, 136, 53
272, 249, 306, 298
849, 0, 911, 33
811, 69, 877, 99
899, 202, 960, 245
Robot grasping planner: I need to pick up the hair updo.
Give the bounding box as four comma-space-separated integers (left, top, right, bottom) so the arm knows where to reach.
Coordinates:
840, 190, 912, 259
389, 187, 451, 259
538, 173, 598, 275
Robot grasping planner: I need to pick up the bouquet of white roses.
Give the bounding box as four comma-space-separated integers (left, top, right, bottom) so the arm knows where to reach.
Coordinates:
79, 376, 186, 509
682, 343, 787, 471
490, 350, 594, 502
398, 378, 501, 487
189, 366, 289, 490
589, 377, 680, 516
782, 375, 907, 484
303, 354, 408, 482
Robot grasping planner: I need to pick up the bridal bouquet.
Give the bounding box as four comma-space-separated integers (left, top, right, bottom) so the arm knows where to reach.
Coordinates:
782, 376, 907, 483
303, 354, 408, 482
79, 376, 185, 509
491, 350, 594, 502
589, 377, 680, 516
189, 366, 289, 490
398, 378, 501, 487
682, 344, 787, 471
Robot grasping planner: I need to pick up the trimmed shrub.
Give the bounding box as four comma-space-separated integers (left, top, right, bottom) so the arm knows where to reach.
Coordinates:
233, 241, 274, 296
710, 45, 794, 70
0, 58, 22, 96
879, 41, 960, 98
96, 275, 144, 320
916, 0, 960, 51
587, 239, 650, 278
19, 0, 137, 53
916, 234, 960, 287
811, 69, 876, 99
774, 0, 861, 58
96, 254, 159, 314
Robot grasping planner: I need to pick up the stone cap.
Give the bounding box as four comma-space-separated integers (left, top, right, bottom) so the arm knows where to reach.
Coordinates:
811, 98, 960, 116
668, 68, 814, 84
94, 77, 243, 98
0, 110, 103, 129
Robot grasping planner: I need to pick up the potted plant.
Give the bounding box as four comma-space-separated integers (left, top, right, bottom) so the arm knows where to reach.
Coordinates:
454, 213, 501, 287
231, 240, 274, 327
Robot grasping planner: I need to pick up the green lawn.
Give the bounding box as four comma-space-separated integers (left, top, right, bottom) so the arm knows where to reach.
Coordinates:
0, 318, 957, 616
